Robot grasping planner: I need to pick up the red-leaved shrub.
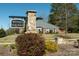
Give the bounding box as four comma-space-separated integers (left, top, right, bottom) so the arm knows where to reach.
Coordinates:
15, 33, 45, 56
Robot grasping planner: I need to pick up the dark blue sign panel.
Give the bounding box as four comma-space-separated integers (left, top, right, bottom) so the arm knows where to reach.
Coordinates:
11, 20, 24, 27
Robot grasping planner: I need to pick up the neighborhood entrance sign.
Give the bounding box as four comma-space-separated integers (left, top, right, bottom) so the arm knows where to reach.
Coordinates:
9, 10, 37, 33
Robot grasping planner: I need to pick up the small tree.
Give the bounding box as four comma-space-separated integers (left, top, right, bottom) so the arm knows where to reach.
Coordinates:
0, 28, 6, 38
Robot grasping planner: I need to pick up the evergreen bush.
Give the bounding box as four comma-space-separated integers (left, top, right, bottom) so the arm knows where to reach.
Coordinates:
0, 28, 6, 38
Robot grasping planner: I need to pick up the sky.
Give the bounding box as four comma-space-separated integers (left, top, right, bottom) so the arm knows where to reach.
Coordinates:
0, 3, 51, 30
0, 3, 79, 30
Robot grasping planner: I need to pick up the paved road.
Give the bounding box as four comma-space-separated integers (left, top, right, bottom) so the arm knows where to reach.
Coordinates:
0, 45, 11, 56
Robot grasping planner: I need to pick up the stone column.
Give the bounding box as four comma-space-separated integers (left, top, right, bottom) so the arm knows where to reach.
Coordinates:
25, 10, 37, 33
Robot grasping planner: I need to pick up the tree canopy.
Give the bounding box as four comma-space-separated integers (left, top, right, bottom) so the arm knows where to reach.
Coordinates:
48, 3, 79, 33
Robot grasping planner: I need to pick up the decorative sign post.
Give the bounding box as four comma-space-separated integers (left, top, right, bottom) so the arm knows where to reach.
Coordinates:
26, 10, 37, 33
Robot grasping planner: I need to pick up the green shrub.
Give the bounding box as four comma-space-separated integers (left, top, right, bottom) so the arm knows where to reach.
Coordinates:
0, 28, 6, 38
15, 33, 45, 56
45, 39, 58, 52
3, 44, 8, 48
10, 44, 16, 49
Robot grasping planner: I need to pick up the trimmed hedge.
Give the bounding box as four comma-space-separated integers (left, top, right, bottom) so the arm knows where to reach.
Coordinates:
15, 33, 45, 56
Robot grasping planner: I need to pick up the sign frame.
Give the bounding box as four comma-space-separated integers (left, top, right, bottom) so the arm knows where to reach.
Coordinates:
10, 18, 25, 28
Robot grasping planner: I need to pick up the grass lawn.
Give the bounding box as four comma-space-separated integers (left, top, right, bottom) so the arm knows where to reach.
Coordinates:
0, 33, 79, 43
0, 34, 19, 43
0, 33, 57, 43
